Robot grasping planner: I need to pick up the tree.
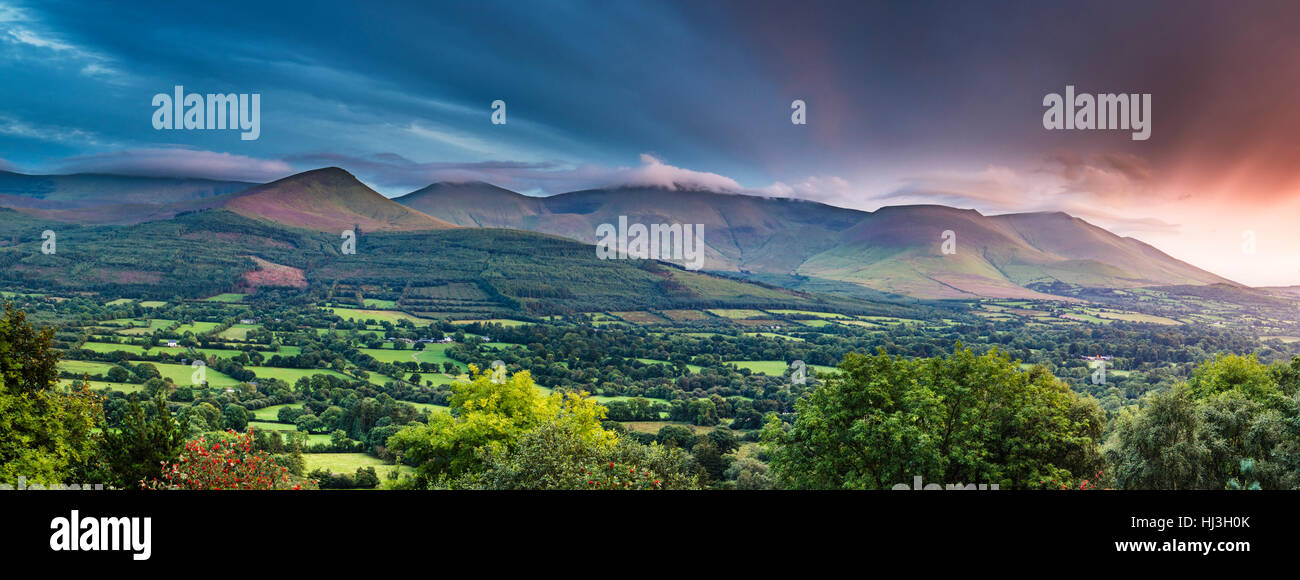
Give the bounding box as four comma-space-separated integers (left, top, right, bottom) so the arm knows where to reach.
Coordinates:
222, 404, 250, 431
1104, 385, 1212, 490
763, 346, 1105, 489
106, 365, 132, 383
458, 418, 701, 490
1188, 354, 1280, 405
0, 302, 103, 484
295, 413, 325, 434
725, 457, 774, 490
92, 392, 187, 489
656, 424, 696, 449
386, 365, 614, 487
1107, 354, 1300, 490
277, 405, 306, 424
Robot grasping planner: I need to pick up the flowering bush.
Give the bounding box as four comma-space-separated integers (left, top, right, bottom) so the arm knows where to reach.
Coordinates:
144, 430, 311, 490
584, 461, 662, 490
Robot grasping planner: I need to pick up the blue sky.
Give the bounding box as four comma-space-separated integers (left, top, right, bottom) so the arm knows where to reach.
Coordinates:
3, 0, 1300, 284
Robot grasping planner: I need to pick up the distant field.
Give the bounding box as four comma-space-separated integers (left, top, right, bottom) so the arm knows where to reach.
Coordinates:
77, 341, 286, 362
218, 323, 259, 340
358, 346, 425, 364
620, 421, 714, 435
252, 403, 299, 421
636, 358, 704, 373
203, 293, 246, 302
405, 401, 451, 415
450, 318, 531, 327
660, 309, 710, 321
706, 309, 767, 319
327, 307, 429, 325
609, 311, 670, 324
767, 309, 851, 319
245, 366, 384, 387
362, 298, 397, 308
59, 379, 143, 393
303, 453, 411, 480
743, 332, 805, 341
153, 362, 241, 388
175, 321, 223, 335
59, 359, 241, 388
112, 318, 175, 335
730, 360, 838, 376
793, 319, 832, 327
1091, 310, 1182, 325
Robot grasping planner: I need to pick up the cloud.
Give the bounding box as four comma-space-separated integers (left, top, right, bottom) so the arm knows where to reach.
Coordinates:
55, 148, 293, 182
0, 114, 109, 146
0, 1, 124, 81
615, 154, 745, 191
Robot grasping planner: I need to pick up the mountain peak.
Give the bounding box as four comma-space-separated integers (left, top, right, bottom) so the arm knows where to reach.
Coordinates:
220, 167, 455, 232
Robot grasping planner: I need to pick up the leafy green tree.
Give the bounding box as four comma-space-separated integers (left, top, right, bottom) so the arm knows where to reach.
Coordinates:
725, 457, 774, 490
1109, 354, 1300, 489
656, 424, 696, 449
1189, 354, 1280, 405
277, 405, 306, 423
0, 303, 103, 484
106, 365, 132, 383
458, 418, 700, 490
763, 346, 1105, 489
222, 404, 250, 431
386, 365, 614, 487
1104, 385, 1212, 490
295, 413, 325, 433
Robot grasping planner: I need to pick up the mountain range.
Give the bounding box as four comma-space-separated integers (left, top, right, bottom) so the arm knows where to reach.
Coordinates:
0, 167, 1239, 301
393, 181, 1235, 299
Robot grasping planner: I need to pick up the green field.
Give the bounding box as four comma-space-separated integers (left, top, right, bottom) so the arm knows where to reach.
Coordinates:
767, 309, 851, 319
252, 404, 299, 421
59, 359, 241, 388
730, 360, 838, 376
246, 366, 377, 386
203, 293, 246, 302
174, 321, 222, 334
218, 323, 260, 340
111, 318, 175, 335
303, 453, 411, 480
59, 379, 143, 393
706, 309, 768, 319
636, 358, 703, 373
450, 318, 531, 327
327, 307, 430, 325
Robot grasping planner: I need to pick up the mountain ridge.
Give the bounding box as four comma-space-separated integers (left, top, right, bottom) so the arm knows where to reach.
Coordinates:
397, 181, 1238, 299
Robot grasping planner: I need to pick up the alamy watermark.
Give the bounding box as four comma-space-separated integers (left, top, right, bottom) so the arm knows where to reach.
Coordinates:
1043, 85, 1151, 141
595, 216, 705, 271
1, 476, 104, 491
893, 475, 1000, 490
152, 85, 260, 140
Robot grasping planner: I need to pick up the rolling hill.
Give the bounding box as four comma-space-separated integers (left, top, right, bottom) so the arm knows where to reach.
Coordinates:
0, 170, 252, 208
398, 182, 1237, 299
